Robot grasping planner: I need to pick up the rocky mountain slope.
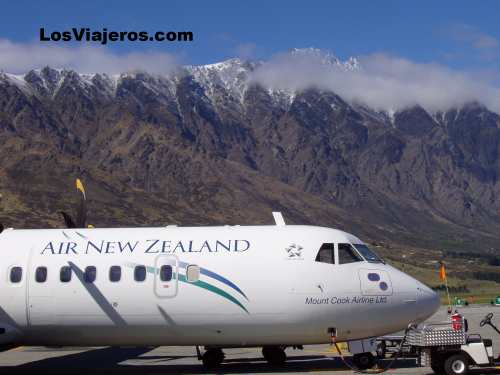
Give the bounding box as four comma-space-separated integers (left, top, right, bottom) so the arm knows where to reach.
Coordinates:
1, 50, 499, 254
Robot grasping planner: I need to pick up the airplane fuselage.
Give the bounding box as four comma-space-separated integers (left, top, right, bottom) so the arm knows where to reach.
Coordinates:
0, 225, 439, 347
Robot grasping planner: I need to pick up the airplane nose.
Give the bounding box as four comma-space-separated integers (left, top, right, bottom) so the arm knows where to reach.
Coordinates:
416, 284, 440, 322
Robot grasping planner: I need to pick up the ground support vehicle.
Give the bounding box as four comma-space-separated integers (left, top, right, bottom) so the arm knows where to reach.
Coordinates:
407, 318, 494, 375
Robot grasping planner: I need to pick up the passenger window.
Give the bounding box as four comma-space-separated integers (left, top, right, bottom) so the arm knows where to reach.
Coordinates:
84, 266, 96, 283
10, 267, 22, 283
160, 265, 173, 282
315, 243, 335, 264
35, 267, 47, 283
109, 266, 121, 282
338, 243, 363, 264
186, 265, 200, 282
134, 265, 146, 282
60, 266, 72, 282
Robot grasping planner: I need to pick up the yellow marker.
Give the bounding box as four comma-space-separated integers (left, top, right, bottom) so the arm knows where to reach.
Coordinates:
75, 178, 86, 198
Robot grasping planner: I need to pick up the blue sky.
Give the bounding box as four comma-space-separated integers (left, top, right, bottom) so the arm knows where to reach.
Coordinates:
0, 0, 498, 70
0, 1, 499, 113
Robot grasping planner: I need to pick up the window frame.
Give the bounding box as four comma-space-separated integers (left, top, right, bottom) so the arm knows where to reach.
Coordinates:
186, 264, 200, 282
60, 265, 72, 283
35, 266, 48, 283
337, 243, 364, 265
9, 266, 23, 283
109, 265, 121, 282
352, 243, 384, 263
134, 265, 147, 282
159, 265, 173, 282
84, 266, 97, 283
315, 243, 335, 265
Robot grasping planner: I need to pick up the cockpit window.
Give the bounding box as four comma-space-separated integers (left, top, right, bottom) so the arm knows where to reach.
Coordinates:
338, 243, 363, 264
353, 244, 384, 263
315, 243, 335, 264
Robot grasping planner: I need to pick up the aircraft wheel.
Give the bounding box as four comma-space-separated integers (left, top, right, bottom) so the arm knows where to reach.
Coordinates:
352, 352, 375, 370
444, 353, 469, 375
262, 346, 287, 365
202, 348, 224, 368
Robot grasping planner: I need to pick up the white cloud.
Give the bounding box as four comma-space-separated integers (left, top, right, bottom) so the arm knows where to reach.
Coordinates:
449, 24, 499, 51
1, 39, 499, 115
250, 51, 500, 114
0, 39, 180, 74
446, 24, 499, 62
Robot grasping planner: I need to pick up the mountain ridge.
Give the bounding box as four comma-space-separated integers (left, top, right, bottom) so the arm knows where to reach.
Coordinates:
1, 51, 500, 256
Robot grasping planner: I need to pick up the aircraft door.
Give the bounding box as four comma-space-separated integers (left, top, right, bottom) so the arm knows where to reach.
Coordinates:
154, 255, 178, 298
28, 265, 55, 325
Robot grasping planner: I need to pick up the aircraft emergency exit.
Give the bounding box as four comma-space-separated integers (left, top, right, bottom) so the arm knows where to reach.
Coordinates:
0, 216, 439, 367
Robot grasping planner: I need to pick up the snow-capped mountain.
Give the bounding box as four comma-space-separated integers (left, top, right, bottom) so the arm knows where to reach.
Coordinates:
0, 49, 500, 255
289, 47, 360, 71
0, 48, 362, 108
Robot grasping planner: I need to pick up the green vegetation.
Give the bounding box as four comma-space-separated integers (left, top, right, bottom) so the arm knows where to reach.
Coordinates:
373, 243, 500, 304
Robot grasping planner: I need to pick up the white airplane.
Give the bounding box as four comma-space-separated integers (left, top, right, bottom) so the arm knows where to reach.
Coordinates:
0, 210, 440, 368
0, 182, 439, 368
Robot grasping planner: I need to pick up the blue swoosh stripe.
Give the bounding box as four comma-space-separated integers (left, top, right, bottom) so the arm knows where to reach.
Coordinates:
126, 263, 248, 313
178, 274, 249, 314
179, 261, 248, 300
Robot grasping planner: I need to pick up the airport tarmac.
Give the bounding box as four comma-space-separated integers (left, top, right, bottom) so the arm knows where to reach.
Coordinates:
1, 305, 499, 374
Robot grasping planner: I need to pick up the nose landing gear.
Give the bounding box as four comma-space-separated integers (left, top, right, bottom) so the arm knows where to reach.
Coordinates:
352, 352, 376, 370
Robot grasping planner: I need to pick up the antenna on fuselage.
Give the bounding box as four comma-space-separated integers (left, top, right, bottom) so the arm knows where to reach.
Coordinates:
272, 212, 286, 226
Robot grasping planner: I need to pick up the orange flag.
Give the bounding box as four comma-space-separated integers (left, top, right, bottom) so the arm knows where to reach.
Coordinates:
439, 262, 446, 281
